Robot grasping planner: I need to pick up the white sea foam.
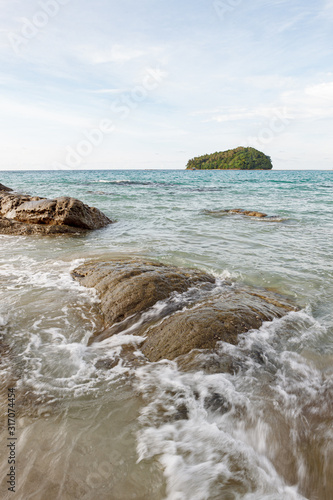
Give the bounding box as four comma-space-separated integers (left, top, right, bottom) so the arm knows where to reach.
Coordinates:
135, 309, 332, 499
0, 314, 7, 327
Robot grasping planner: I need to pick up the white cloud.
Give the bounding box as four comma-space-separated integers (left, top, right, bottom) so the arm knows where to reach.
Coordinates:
79, 44, 146, 65
281, 80, 333, 119
304, 81, 333, 101
0, 97, 91, 128
320, 0, 333, 19
275, 13, 308, 34
85, 88, 126, 94
204, 106, 293, 123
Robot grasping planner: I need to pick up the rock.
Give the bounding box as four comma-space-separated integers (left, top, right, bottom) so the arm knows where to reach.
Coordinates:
228, 209, 267, 217
204, 208, 268, 218
0, 217, 84, 235
204, 208, 288, 222
140, 286, 295, 361
0, 193, 43, 220
72, 259, 215, 326
0, 191, 112, 235
72, 259, 297, 362
0, 183, 12, 192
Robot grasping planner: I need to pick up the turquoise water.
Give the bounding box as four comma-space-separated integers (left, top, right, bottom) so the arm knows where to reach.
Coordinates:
0, 170, 332, 499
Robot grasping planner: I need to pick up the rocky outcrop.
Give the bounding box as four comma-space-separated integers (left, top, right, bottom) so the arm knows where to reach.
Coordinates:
72, 259, 297, 362
0, 189, 112, 235
0, 217, 84, 235
140, 287, 294, 361
0, 183, 12, 192
72, 259, 215, 326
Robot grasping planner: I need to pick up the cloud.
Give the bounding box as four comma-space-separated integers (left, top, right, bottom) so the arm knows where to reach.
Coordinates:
80, 44, 146, 65
85, 88, 126, 94
281, 80, 333, 119
320, 0, 333, 19
202, 106, 292, 123
0, 0, 332, 169
0, 97, 91, 128
201, 79, 333, 125
304, 81, 333, 101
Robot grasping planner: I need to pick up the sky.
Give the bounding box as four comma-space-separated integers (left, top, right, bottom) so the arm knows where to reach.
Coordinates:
0, 0, 332, 170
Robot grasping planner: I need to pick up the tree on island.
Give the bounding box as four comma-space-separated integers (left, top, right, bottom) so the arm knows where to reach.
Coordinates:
186, 146, 273, 170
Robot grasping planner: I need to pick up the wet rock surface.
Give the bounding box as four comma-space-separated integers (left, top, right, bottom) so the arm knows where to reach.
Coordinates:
0, 217, 84, 235
72, 259, 215, 326
203, 208, 286, 221
140, 287, 295, 361
0, 189, 112, 235
72, 259, 297, 362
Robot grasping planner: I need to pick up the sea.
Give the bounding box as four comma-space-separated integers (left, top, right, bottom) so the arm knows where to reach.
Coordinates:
0, 169, 332, 500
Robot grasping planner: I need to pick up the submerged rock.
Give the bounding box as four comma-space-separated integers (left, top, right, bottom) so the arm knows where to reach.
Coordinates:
0, 190, 112, 235
72, 259, 297, 362
204, 208, 268, 218
203, 208, 288, 222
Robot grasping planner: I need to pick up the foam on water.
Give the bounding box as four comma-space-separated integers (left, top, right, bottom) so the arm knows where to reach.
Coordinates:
0, 253, 138, 404
135, 310, 333, 499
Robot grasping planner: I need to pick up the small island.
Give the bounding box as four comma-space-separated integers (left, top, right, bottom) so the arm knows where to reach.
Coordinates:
186, 146, 273, 170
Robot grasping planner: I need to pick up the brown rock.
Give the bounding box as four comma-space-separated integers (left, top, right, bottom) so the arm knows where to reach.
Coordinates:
204, 208, 268, 218
140, 287, 295, 361
72, 259, 215, 326
230, 209, 267, 217
0, 193, 42, 216
72, 259, 297, 363
0, 191, 112, 234
0, 217, 84, 235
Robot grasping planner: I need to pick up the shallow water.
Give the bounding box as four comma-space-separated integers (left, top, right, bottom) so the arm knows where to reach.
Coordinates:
0, 170, 332, 499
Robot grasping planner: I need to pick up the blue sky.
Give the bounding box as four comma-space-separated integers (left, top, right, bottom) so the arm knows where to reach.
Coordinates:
0, 0, 332, 170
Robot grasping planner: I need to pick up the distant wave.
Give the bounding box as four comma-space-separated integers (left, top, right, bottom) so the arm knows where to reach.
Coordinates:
90, 180, 224, 192
91, 179, 176, 187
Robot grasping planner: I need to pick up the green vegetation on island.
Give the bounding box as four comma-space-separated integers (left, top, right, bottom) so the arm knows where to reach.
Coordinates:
186, 147, 273, 170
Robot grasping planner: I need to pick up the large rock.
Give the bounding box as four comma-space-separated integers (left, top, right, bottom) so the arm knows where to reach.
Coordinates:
0, 190, 112, 234
140, 287, 295, 361
72, 259, 297, 362
0, 217, 84, 235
